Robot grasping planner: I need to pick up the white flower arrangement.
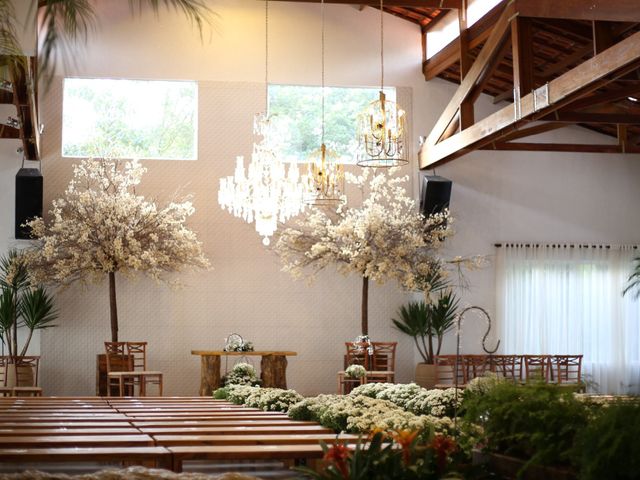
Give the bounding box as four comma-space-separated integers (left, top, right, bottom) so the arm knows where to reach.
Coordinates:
226, 384, 260, 404
244, 388, 304, 412
465, 372, 505, 395
345, 364, 366, 378
225, 384, 459, 437
274, 168, 452, 334
351, 382, 462, 418
223, 362, 260, 387
24, 157, 209, 342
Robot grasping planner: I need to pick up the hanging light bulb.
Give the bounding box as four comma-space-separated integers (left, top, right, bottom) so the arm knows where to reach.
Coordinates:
218, 0, 305, 245
356, 0, 408, 167
303, 0, 344, 205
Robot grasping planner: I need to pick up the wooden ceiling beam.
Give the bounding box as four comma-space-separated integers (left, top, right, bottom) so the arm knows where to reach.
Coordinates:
425, 0, 514, 145
273, 0, 461, 7
498, 121, 566, 142
0, 125, 20, 139
563, 83, 640, 111
481, 142, 636, 153
618, 124, 629, 152
515, 0, 640, 23
541, 112, 640, 124
423, 1, 503, 80
511, 16, 535, 96
420, 29, 640, 168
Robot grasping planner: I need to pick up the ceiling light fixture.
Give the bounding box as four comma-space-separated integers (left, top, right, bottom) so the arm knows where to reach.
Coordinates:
218, 0, 305, 246
303, 0, 344, 205
356, 0, 408, 167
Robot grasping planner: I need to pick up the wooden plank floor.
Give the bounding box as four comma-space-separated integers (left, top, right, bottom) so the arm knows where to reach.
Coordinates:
0, 396, 353, 474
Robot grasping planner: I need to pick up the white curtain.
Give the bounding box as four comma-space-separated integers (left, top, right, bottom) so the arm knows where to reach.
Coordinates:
496, 244, 640, 394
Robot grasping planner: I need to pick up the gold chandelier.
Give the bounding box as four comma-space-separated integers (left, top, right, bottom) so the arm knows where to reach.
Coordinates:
303, 0, 344, 205
356, 0, 408, 167
218, 0, 305, 245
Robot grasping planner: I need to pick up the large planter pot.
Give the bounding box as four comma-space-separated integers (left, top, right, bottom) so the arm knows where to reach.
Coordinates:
415, 362, 437, 389
4, 363, 35, 388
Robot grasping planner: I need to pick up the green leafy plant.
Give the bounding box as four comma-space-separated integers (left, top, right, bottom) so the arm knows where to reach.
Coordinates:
574, 400, 640, 480
392, 289, 459, 364
623, 256, 640, 298
462, 382, 591, 474
0, 249, 58, 359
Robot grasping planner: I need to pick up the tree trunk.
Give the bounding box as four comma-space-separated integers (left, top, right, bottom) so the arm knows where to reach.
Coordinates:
361, 276, 369, 336
11, 287, 18, 361
108, 271, 118, 342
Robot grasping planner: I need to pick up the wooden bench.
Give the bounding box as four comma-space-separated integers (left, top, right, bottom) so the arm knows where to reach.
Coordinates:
0, 428, 143, 436
0, 434, 154, 448
132, 420, 318, 429
154, 433, 358, 446
168, 444, 333, 472
0, 446, 172, 469
0, 422, 133, 429
139, 425, 334, 436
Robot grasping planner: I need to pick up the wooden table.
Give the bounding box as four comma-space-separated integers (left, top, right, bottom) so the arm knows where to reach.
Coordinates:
191, 351, 297, 395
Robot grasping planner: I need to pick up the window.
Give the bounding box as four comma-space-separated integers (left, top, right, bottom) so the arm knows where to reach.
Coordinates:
62, 78, 198, 160
497, 245, 640, 394
426, 0, 502, 59
268, 84, 396, 164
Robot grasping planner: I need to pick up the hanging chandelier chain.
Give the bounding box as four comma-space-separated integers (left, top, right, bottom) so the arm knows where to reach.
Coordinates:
321, 0, 325, 144
380, 0, 384, 90
265, 0, 269, 113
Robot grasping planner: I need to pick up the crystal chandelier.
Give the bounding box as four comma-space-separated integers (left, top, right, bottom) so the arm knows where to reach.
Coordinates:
356, 0, 408, 167
218, 0, 305, 246
303, 0, 344, 205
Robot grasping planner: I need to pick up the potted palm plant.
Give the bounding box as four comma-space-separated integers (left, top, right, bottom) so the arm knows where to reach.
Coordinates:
0, 249, 58, 387
392, 289, 459, 388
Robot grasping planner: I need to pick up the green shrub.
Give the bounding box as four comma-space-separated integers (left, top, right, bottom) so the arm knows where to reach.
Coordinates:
212, 387, 229, 399
574, 400, 640, 480
462, 382, 591, 472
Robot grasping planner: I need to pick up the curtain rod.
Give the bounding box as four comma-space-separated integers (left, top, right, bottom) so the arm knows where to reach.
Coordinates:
494, 243, 638, 249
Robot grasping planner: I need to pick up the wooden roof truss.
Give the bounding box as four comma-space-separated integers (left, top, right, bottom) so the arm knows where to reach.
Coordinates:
419, 0, 640, 169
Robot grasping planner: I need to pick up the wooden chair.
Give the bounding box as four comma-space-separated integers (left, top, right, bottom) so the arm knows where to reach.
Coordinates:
0, 356, 11, 397
11, 356, 42, 397
490, 355, 521, 382
522, 355, 552, 382
434, 355, 464, 388
126, 342, 163, 396
105, 342, 135, 397
336, 371, 364, 394
366, 342, 397, 383
461, 355, 489, 383
551, 355, 583, 390
344, 342, 371, 369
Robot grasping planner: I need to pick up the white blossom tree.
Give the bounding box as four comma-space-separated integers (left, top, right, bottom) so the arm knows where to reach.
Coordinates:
26, 158, 210, 342
273, 168, 452, 336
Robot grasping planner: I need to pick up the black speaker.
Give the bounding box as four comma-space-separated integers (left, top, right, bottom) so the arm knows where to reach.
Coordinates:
420, 175, 452, 217
15, 168, 43, 239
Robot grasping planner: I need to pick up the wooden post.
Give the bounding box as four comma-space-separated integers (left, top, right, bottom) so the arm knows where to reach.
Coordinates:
261, 355, 288, 389
199, 355, 221, 396
108, 271, 118, 342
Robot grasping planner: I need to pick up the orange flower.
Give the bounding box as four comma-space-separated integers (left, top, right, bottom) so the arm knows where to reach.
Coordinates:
323, 442, 351, 479
392, 429, 419, 465
428, 434, 457, 472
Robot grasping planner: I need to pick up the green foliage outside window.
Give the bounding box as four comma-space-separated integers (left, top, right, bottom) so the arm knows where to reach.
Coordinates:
268, 85, 396, 164
62, 78, 197, 160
